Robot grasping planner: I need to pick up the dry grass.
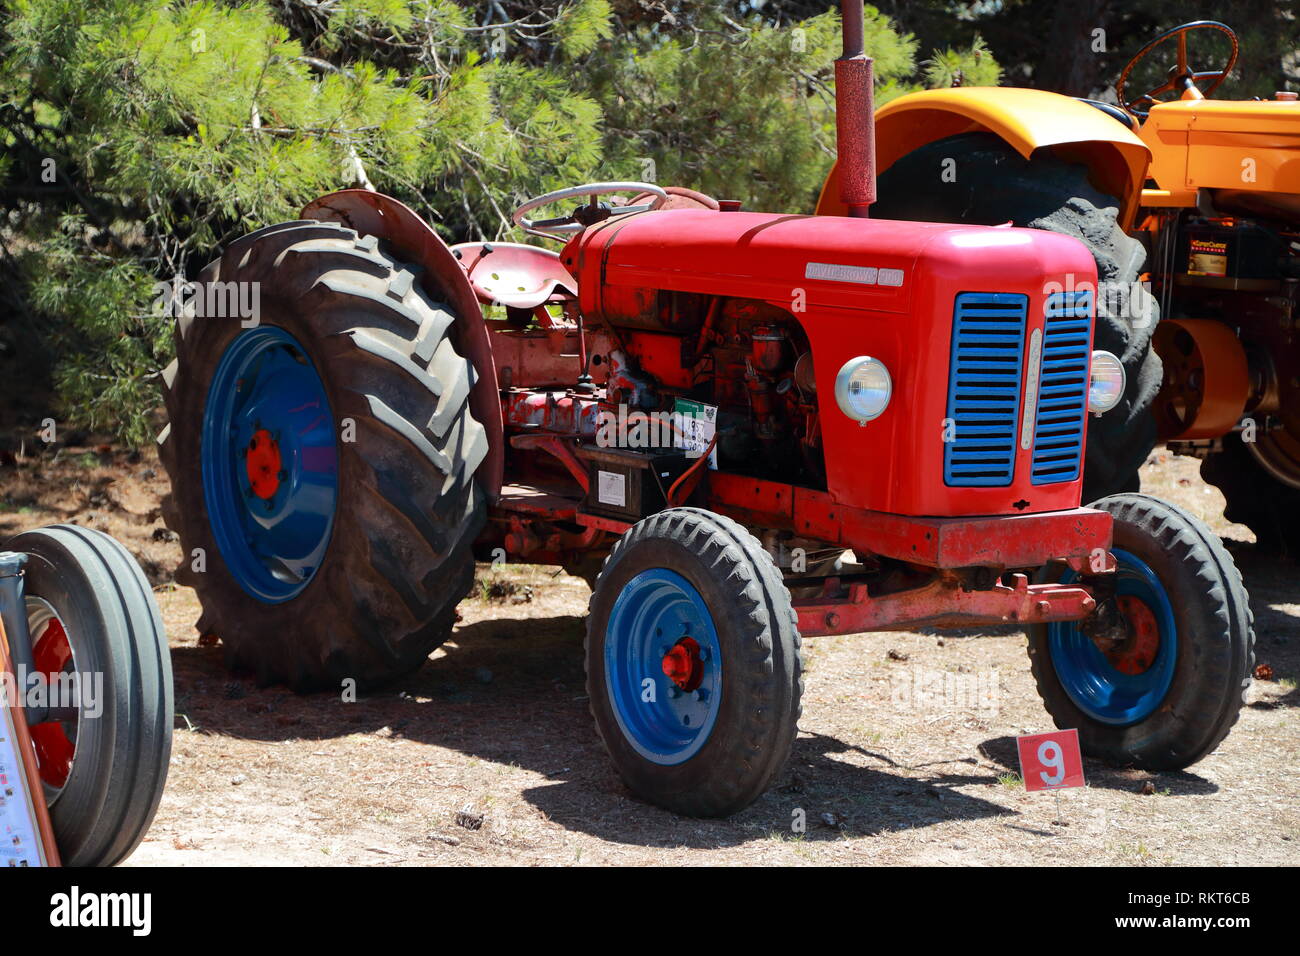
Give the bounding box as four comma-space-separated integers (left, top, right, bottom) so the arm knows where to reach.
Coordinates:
2, 440, 1294, 865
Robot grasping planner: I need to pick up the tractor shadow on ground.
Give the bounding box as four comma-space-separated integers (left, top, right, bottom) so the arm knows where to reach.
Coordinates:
519, 729, 1018, 848
168, 613, 1022, 849
976, 735, 1220, 796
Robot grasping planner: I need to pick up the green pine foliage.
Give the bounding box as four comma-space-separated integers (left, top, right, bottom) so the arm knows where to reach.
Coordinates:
0, 1, 998, 443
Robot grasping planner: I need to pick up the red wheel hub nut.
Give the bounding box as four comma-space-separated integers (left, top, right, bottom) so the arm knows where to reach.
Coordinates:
1107, 595, 1161, 675
245, 428, 283, 499
661, 637, 704, 691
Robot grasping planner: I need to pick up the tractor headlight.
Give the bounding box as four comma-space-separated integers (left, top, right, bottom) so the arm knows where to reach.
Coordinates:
834, 356, 892, 424
1088, 350, 1125, 414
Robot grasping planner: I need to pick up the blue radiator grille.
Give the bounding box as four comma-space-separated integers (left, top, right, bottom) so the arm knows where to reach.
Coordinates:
1030, 290, 1093, 485
943, 293, 1028, 487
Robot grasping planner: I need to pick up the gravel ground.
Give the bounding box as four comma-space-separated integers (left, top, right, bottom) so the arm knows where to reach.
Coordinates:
2, 441, 1294, 865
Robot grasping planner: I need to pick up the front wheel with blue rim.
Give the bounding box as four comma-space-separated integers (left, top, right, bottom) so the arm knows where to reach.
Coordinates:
158, 220, 488, 690
586, 508, 802, 817
1028, 493, 1254, 770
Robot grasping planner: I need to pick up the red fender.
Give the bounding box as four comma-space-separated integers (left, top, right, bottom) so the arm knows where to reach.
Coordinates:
301, 190, 504, 500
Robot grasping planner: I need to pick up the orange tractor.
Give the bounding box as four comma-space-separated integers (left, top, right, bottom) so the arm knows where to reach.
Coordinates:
821, 20, 1300, 555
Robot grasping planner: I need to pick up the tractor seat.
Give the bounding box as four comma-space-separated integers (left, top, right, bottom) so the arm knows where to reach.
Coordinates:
450, 242, 577, 310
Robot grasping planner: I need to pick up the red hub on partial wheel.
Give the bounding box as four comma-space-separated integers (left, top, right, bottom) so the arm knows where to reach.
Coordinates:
28, 616, 76, 789
661, 637, 704, 692
245, 428, 283, 499
1107, 595, 1162, 675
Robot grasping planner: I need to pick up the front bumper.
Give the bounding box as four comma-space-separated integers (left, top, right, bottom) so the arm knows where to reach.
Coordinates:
707, 472, 1113, 571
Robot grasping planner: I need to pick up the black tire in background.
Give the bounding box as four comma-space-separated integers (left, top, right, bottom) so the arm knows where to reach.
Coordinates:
1201, 433, 1300, 559
158, 221, 488, 691
1027, 494, 1253, 770
872, 132, 1162, 499
586, 508, 803, 817
8, 525, 172, 867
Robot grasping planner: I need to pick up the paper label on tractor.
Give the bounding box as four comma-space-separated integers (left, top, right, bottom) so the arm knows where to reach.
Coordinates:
0, 712, 48, 866
673, 399, 718, 468
1187, 238, 1228, 277
597, 470, 626, 508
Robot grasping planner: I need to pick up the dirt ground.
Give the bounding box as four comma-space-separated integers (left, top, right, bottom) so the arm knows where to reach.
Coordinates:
0, 439, 1295, 866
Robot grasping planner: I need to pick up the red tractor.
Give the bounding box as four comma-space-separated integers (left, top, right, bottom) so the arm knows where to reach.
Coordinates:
157, 4, 1254, 816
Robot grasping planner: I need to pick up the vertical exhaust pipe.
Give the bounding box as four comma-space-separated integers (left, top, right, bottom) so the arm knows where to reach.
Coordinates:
836, 2, 876, 217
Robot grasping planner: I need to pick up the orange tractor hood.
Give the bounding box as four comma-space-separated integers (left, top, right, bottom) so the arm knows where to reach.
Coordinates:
1142, 98, 1300, 197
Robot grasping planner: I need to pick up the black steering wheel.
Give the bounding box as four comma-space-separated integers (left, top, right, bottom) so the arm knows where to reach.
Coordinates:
1116, 20, 1238, 118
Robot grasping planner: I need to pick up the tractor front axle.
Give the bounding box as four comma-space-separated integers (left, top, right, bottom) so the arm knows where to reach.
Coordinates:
794, 572, 1102, 636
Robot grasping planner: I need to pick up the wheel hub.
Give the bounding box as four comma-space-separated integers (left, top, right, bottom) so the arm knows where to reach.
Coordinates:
245, 428, 282, 499
202, 326, 339, 603
1047, 547, 1178, 725
661, 637, 704, 692
26, 605, 78, 793
605, 569, 723, 765
1106, 595, 1161, 675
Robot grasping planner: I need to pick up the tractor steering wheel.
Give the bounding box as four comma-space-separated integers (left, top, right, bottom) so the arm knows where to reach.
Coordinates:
513, 182, 669, 240
1116, 20, 1238, 118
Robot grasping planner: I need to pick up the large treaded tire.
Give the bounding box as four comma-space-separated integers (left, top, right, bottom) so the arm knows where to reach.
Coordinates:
872, 132, 1162, 499
158, 220, 488, 691
1027, 493, 1254, 770
585, 508, 803, 817
1201, 433, 1300, 559
8, 525, 172, 866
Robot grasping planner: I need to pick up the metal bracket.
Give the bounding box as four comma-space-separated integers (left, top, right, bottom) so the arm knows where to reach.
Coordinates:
0, 551, 43, 723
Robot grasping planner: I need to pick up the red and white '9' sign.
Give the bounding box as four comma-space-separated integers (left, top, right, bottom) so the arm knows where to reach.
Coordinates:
1015, 729, 1085, 792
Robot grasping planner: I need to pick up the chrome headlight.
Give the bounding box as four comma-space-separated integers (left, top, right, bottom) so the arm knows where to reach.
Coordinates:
1088, 350, 1125, 414
834, 356, 892, 424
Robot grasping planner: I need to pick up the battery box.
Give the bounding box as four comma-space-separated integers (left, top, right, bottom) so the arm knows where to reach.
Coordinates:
1178, 217, 1283, 280
579, 445, 699, 522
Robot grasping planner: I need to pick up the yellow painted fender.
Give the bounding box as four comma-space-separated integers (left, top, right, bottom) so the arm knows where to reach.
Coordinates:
817, 88, 1151, 229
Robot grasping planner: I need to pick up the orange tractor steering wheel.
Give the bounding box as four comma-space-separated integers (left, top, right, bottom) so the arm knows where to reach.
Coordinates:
1117, 20, 1238, 118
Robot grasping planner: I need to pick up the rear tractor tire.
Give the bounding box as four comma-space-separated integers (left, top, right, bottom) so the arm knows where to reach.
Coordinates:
585, 508, 803, 817
1201, 431, 1300, 560
158, 220, 489, 691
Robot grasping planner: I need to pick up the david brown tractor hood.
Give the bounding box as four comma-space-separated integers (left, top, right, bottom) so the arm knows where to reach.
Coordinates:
572, 208, 1091, 317
570, 208, 1101, 518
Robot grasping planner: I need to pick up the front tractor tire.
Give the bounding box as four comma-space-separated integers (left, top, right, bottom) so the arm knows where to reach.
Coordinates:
585, 508, 803, 817
9, 525, 172, 866
872, 132, 1162, 499
1028, 494, 1254, 770
159, 221, 488, 691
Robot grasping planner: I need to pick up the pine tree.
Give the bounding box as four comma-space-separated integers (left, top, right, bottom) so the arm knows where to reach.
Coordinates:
0, 1, 997, 443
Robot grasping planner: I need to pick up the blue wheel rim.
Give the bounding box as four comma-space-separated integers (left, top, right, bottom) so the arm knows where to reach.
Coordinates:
1047, 548, 1177, 725
201, 327, 338, 603
605, 569, 723, 765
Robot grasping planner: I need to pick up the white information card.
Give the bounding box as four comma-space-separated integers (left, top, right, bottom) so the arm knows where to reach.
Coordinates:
0, 631, 55, 866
